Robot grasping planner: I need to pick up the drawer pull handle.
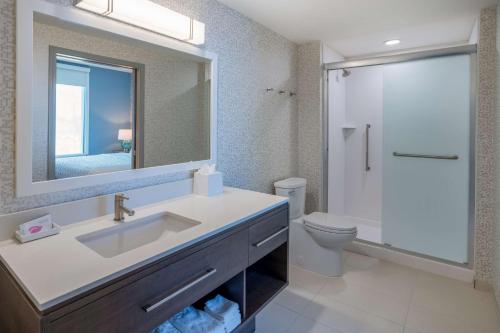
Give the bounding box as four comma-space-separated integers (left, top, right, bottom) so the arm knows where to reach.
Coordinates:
143, 268, 217, 313
253, 227, 289, 248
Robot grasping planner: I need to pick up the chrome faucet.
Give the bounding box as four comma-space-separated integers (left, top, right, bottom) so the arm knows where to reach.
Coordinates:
114, 193, 135, 222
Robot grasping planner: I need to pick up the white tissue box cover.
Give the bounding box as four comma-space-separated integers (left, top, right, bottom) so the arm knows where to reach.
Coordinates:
15, 223, 61, 243
194, 171, 223, 196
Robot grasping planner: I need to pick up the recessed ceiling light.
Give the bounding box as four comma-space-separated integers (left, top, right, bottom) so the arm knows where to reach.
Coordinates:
384, 39, 401, 46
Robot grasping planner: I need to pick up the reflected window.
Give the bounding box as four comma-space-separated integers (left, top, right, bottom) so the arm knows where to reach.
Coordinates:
47, 49, 139, 180
55, 63, 89, 156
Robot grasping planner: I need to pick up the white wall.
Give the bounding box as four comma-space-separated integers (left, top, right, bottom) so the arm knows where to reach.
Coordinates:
344, 66, 383, 222
469, 18, 479, 44
322, 43, 344, 64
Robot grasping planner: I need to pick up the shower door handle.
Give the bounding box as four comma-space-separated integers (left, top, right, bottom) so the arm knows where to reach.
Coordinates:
365, 124, 371, 171
392, 152, 459, 160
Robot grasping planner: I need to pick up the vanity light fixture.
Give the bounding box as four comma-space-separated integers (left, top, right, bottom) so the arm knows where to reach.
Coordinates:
74, 0, 205, 45
384, 39, 401, 46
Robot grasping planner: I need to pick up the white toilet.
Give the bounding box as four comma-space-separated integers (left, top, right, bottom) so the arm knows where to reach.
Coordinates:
274, 178, 357, 277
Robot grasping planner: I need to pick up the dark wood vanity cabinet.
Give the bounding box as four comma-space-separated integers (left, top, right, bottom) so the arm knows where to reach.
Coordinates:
0, 204, 289, 333
47, 230, 249, 333
249, 207, 288, 265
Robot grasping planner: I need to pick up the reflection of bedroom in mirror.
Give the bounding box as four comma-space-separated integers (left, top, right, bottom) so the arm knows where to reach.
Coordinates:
47, 48, 143, 180
32, 14, 212, 183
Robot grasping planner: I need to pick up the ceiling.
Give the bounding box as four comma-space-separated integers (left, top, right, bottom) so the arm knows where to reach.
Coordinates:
217, 0, 496, 57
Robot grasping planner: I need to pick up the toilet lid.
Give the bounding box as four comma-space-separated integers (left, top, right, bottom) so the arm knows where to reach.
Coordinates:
303, 212, 357, 233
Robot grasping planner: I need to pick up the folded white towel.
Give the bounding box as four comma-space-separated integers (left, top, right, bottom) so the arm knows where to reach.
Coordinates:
205, 295, 241, 332
171, 306, 225, 333
151, 320, 180, 333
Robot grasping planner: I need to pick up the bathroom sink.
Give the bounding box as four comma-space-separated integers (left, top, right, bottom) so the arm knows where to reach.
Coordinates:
77, 213, 201, 258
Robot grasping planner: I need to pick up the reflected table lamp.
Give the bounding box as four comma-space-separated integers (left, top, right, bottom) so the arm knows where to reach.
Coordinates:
118, 129, 133, 153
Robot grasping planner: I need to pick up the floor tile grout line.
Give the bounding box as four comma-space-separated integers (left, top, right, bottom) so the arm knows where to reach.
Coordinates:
261, 302, 301, 333
339, 260, 421, 301
311, 260, 414, 325
411, 272, 500, 329
403, 277, 418, 329
281, 310, 301, 333
319, 276, 413, 324
271, 299, 303, 316
306, 281, 405, 329
297, 291, 350, 333
405, 288, 500, 332
274, 286, 321, 314
288, 259, 499, 332
329, 276, 415, 305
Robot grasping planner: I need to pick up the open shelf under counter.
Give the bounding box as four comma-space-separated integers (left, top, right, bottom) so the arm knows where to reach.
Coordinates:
245, 242, 289, 318
245, 270, 287, 317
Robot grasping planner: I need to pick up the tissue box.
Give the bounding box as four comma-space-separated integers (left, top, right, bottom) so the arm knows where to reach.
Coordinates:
15, 223, 61, 243
194, 171, 223, 196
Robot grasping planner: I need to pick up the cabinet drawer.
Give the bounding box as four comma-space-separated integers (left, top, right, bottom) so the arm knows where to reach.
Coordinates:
47, 230, 248, 333
249, 207, 288, 265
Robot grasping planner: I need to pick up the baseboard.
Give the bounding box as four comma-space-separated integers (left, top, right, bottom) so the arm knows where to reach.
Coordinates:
346, 240, 474, 283
474, 279, 493, 292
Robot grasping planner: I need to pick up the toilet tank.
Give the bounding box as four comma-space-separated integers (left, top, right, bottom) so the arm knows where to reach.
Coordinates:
274, 178, 307, 219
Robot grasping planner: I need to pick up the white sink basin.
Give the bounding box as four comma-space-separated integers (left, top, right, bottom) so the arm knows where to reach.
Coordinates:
77, 213, 201, 258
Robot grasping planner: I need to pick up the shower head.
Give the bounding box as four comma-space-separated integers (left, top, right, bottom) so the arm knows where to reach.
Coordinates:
342, 69, 351, 77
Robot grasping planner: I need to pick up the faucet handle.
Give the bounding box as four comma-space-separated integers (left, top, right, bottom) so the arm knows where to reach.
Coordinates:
116, 193, 129, 200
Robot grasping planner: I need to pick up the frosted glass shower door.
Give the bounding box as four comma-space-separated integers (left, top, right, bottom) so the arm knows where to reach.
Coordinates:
382, 55, 471, 263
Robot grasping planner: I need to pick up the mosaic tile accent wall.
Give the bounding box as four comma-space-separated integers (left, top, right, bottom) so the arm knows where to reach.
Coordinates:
476, 6, 497, 285
0, 0, 298, 214
494, 3, 500, 306
297, 42, 323, 214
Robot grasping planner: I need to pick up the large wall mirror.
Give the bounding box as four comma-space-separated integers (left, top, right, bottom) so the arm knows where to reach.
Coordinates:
17, 1, 217, 196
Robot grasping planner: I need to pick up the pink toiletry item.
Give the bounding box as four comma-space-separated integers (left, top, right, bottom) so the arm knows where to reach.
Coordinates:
19, 215, 53, 236
28, 226, 43, 234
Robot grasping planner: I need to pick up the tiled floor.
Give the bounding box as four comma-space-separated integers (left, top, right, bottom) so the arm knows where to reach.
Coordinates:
256, 251, 500, 333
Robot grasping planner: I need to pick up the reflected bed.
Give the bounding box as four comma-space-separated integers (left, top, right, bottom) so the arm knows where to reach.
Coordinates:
55, 152, 131, 179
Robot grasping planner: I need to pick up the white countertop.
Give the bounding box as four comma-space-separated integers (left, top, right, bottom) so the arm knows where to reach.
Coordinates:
0, 187, 287, 311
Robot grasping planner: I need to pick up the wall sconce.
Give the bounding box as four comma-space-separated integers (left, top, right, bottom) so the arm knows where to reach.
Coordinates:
118, 129, 133, 153
74, 0, 205, 45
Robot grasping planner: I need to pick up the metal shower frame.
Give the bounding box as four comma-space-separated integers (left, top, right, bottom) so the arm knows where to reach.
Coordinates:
320, 44, 477, 268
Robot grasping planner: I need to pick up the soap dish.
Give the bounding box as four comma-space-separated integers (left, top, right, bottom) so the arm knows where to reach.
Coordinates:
15, 223, 61, 243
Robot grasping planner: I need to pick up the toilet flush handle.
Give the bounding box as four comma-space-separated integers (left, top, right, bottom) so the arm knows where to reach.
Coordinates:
288, 190, 296, 196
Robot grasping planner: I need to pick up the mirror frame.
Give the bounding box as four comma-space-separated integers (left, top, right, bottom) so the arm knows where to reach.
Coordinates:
16, 0, 218, 197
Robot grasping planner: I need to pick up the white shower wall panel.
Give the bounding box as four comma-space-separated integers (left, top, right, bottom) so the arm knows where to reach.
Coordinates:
344, 66, 383, 222
328, 70, 347, 215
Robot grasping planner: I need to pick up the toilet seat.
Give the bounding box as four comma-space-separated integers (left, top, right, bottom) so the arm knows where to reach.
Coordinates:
303, 212, 357, 234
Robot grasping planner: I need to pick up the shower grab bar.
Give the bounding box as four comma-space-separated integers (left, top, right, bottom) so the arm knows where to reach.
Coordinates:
365, 124, 371, 171
392, 152, 459, 160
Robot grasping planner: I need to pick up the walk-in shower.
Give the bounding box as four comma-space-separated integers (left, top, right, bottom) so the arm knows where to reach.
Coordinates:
323, 45, 476, 265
